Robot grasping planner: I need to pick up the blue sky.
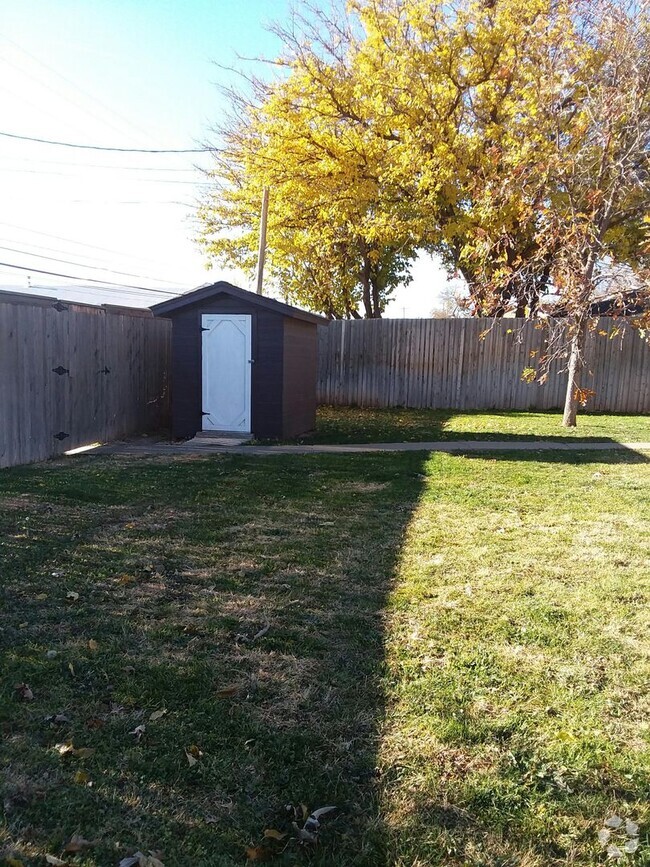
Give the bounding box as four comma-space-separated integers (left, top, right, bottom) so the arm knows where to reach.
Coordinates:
0, 0, 447, 315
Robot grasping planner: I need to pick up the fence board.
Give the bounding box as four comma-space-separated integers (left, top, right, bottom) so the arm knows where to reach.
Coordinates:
1, 294, 170, 468
317, 318, 650, 414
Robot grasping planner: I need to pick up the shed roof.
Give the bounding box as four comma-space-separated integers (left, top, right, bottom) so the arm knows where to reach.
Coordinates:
150, 281, 328, 325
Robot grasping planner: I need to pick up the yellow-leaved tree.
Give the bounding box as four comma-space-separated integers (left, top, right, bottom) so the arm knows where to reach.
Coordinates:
197, 11, 418, 318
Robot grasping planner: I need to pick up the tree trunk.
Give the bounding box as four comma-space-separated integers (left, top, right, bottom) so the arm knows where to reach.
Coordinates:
360, 256, 373, 319
370, 274, 382, 318
562, 324, 585, 427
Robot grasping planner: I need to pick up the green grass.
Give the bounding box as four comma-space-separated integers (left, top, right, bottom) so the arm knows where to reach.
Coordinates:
287, 406, 650, 444
1, 448, 649, 865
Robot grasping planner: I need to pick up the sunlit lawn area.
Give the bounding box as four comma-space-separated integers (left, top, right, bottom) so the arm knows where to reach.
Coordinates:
1, 447, 649, 865
293, 406, 650, 444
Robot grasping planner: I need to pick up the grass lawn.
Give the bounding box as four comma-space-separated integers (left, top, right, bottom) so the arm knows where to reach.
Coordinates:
289, 406, 650, 445
1, 448, 649, 866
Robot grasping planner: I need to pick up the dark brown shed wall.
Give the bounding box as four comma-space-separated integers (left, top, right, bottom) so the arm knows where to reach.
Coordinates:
167, 295, 285, 440
282, 317, 318, 438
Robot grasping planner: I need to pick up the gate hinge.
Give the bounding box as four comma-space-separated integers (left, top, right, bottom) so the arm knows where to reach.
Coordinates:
201, 326, 210, 331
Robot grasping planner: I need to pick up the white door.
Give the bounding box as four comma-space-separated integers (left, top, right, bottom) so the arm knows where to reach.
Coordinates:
201, 314, 252, 432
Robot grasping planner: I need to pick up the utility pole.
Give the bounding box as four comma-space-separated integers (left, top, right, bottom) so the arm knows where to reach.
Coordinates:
255, 187, 269, 295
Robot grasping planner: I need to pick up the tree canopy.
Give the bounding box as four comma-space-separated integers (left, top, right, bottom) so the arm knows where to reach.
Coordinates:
197, 0, 649, 337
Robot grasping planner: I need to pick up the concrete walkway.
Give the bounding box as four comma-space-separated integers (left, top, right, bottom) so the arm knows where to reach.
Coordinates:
95, 438, 650, 457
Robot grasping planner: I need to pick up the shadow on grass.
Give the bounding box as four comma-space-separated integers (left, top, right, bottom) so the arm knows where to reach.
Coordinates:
454, 444, 649, 464
0, 452, 428, 866
292, 406, 649, 446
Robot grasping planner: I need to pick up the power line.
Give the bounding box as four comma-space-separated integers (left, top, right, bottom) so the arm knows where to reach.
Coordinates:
0, 220, 189, 268
0, 166, 209, 184
0, 33, 155, 146
0, 244, 184, 286
0, 130, 211, 153
0, 155, 201, 172
0, 261, 180, 294
0, 236, 186, 282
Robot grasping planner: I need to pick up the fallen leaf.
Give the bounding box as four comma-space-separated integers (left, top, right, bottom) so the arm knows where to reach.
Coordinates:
263, 829, 287, 841
605, 815, 624, 829
55, 742, 75, 756
216, 685, 239, 699
116, 573, 136, 585
66, 591, 79, 601
310, 806, 336, 821
14, 682, 34, 701
245, 846, 272, 861
292, 822, 318, 843
64, 835, 92, 853
88, 639, 99, 651
68, 662, 75, 677
118, 854, 143, 867
72, 747, 95, 759
185, 744, 203, 766
45, 856, 67, 866
252, 623, 270, 641
5, 858, 25, 867
129, 725, 146, 741
138, 853, 165, 867
85, 716, 104, 730
45, 713, 70, 725
73, 770, 89, 784
149, 709, 167, 722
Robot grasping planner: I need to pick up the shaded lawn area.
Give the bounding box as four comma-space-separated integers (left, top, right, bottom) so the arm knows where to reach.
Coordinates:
1, 449, 649, 866
291, 406, 650, 445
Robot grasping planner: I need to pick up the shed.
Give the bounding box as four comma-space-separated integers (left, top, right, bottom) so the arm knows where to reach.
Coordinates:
151, 281, 327, 440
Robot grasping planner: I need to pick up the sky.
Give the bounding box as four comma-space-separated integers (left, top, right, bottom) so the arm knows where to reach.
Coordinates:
0, 0, 450, 317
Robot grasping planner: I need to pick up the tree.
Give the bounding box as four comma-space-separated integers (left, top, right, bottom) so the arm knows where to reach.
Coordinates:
431, 283, 470, 318
199, 0, 569, 318
464, 0, 650, 424
197, 11, 418, 318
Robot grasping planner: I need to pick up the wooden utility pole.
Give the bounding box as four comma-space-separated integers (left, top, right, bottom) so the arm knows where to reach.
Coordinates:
255, 187, 269, 295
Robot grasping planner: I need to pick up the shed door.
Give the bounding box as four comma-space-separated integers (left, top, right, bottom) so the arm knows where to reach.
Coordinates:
201, 314, 252, 433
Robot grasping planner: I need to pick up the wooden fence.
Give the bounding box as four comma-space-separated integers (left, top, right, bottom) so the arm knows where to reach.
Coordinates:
0, 292, 171, 468
318, 317, 650, 413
